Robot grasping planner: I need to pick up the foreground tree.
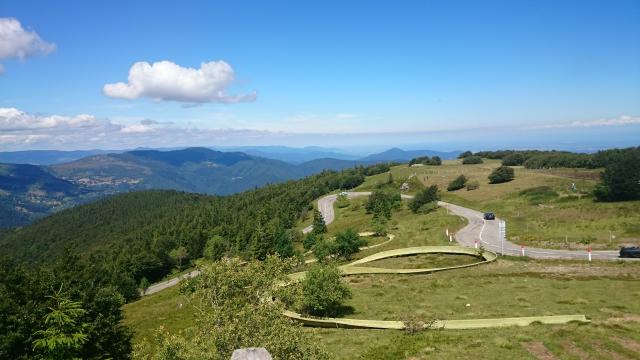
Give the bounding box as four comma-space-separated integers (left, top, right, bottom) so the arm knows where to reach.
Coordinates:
300, 263, 352, 317
32, 290, 89, 360
134, 257, 328, 360
488, 166, 515, 184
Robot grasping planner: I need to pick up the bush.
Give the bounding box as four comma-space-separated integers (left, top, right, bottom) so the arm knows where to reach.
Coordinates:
488, 166, 515, 184
447, 175, 468, 191
462, 156, 483, 165
458, 151, 473, 159
303, 232, 319, 250
366, 189, 401, 220
409, 156, 441, 166
301, 263, 352, 317
312, 209, 327, 234
311, 237, 335, 263
334, 228, 365, 260
409, 185, 439, 213
466, 181, 480, 191
502, 153, 525, 166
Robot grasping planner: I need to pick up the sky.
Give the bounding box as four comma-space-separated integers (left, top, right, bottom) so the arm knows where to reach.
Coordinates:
1, 0, 639, 152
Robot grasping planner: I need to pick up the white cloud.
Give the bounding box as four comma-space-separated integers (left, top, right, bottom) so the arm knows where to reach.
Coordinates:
120, 124, 155, 133
0, 18, 55, 63
103, 60, 257, 104
535, 115, 640, 129
0, 107, 107, 131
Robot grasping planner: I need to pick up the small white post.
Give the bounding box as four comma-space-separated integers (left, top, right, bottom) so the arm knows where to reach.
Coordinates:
521, 245, 525, 257
446, 228, 449, 236
474, 239, 478, 249
588, 247, 592, 262
449, 235, 453, 242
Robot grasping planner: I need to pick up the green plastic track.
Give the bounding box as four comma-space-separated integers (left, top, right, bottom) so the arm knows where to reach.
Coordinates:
284, 245, 590, 330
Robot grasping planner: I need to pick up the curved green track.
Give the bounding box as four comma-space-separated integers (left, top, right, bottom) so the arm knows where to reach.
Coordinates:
284, 245, 589, 330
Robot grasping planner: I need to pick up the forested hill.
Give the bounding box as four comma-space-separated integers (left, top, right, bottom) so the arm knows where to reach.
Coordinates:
0, 165, 382, 300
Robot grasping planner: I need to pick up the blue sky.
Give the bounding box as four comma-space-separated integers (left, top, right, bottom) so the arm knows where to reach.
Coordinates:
1, 0, 639, 151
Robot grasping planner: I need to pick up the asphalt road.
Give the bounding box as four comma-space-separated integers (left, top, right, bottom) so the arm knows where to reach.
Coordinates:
305, 192, 632, 261
439, 201, 632, 261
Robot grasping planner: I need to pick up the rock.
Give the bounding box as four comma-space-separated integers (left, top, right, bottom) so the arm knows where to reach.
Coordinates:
230, 348, 273, 360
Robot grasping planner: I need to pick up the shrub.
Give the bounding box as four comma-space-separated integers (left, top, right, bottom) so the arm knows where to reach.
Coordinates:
409, 185, 439, 213
300, 263, 351, 317
303, 232, 319, 250
462, 155, 483, 165
311, 237, 335, 263
488, 166, 515, 184
458, 151, 473, 159
334, 228, 365, 260
502, 153, 526, 166
466, 181, 480, 191
447, 175, 468, 191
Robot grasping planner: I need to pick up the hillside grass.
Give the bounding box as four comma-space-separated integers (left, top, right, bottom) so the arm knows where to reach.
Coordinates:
357, 160, 640, 249
124, 191, 640, 359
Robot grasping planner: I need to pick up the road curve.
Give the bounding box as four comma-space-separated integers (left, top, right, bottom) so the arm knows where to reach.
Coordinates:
305, 192, 632, 261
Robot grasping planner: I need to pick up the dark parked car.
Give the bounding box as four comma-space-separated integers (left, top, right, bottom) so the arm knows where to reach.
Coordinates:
620, 246, 640, 258
483, 212, 495, 220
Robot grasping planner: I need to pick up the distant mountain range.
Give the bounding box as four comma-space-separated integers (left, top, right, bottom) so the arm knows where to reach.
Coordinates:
0, 146, 460, 227
359, 148, 460, 162
0, 146, 460, 165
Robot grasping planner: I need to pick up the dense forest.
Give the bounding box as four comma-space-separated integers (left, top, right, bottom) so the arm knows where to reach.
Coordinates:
0, 165, 393, 300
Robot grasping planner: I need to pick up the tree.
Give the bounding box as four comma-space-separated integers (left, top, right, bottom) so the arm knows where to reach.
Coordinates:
488, 166, 515, 184
312, 209, 327, 234
458, 151, 473, 159
462, 155, 483, 164
334, 228, 365, 260
371, 216, 388, 236
311, 237, 335, 263
594, 147, 640, 201
300, 263, 352, 317
502, 153, 525, 166
447, 175, 468, 191
274, 231, 295, 258
139, 277, 150, 294
303, 232, 319, 251
169, 246, 189, 269
134, 257, 329, 359
203, 235, 226, 261
32, 290, 89, 360
366, 189, 401, 220
409, 185, 439, 213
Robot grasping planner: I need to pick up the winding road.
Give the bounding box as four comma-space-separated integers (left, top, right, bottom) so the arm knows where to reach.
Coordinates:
306, 191, 632, 261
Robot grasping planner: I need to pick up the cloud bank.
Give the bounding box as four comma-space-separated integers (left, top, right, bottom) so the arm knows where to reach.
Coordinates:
0, 18, 55, 69
103, 60, 257, 104
536, 115, 640, 129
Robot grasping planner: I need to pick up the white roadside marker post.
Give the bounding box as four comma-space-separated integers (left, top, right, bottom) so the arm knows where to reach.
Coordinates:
521, 245, 525, 257
474, 239, 478, 249
446, 228, 449, 236
449, 235, 453, 242
588, 246, 592, 262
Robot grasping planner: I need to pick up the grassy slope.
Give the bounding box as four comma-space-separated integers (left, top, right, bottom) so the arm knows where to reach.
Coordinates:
123, 167, 640, 359
357, 160, 640, 249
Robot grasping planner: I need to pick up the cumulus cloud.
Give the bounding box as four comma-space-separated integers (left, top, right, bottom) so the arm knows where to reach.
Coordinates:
0, 18, 55, 65
103, 60, 257, 104
0, 107, 108, 131
535, 115, 640, 129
